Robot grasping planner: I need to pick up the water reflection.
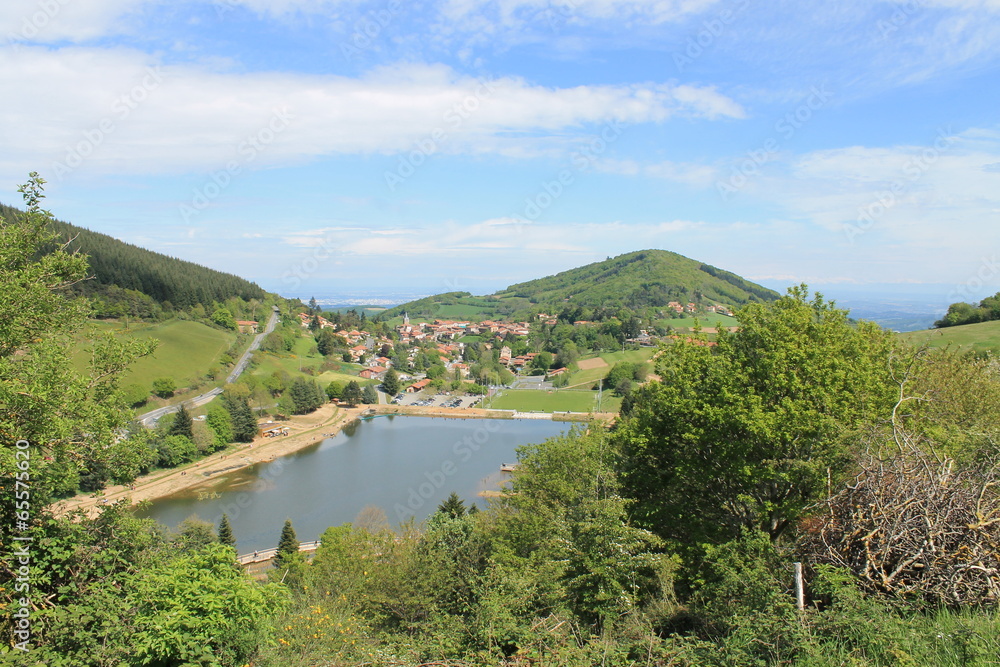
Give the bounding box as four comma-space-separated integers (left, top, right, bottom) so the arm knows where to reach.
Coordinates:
136, 416, 567, 553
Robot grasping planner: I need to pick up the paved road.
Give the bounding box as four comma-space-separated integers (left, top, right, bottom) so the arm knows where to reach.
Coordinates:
137, 307, 280, 426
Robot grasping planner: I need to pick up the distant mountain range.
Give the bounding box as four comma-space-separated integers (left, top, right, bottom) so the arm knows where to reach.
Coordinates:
379, 249, 780, 321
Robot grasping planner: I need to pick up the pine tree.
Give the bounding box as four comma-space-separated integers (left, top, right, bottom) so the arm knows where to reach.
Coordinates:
437, 491, 467, 518
361, 383, 378, 404
168, 404, 193, 440
274, 519, 299, 569
225, 396, 257, 442
382, 368, 400, 395
217, 513, 236, 549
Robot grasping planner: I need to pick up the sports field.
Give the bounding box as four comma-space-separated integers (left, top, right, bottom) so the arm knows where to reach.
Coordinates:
489, 388, 622, 413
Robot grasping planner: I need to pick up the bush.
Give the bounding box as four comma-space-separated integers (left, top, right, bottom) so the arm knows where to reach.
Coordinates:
151, 376, 176, 398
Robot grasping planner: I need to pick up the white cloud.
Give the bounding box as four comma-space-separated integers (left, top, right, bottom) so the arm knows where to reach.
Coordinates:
441, 0, 722, 24
0, 0, 145, 43
737, 128, 1000, 259
0, 46, 743, 183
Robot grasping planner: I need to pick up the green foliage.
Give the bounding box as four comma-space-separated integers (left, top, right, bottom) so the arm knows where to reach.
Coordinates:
151, 375, 176, 398
28, 202, 267, 310
154, 433, 198, 467
0, 174, 156, 504
212, 304, 237, 330
325, 380, 344, 400
361, 383, 378, 404
275, 519, 299, 570
616, 285, 899, 546
168, 404, 194, 440
289, 377, 324, 414
935, 292, 1000, 328
122, 382, 150, 407
379, 249, 779, 321
205, 403, 234, 450
217, 513, 236, 549
223, 393, 257, 442
382, 367, 400, 395
342, 380, 362, 406
436, 491, 467, 519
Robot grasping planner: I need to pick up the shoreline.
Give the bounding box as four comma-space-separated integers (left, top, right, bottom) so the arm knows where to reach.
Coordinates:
53, 404, 613, 516
53, 402, 364, 518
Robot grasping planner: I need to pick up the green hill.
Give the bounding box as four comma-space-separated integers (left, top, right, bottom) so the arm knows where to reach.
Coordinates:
380, 249, 779, 321
899, 319, 1000, 356
0, 202, 266, 310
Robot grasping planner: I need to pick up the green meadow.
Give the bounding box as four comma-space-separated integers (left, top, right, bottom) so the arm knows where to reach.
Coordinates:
75, 319, 237, 391
899, 320, 1000, 356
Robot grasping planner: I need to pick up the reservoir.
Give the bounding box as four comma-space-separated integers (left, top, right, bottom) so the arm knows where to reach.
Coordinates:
136, 415, 569, 553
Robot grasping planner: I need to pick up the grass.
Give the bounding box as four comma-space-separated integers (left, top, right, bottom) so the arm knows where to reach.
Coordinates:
74, 319, 237, 391
563, 347, 658, 388
899, 320, 1000, 356
659, 314, 739, 331
489, 388, 622, 413
433, 304, 494, 319
250, 331, 369, 387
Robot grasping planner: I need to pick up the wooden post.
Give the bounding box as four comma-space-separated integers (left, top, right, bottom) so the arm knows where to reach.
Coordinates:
794, 562, 805, 611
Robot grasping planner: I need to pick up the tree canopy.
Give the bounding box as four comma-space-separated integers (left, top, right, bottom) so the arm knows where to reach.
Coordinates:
615, 286, 900, 545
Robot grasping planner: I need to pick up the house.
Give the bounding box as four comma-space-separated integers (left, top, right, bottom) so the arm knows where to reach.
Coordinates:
236, 320, 258, 334
407, 378, 432, 392
547, 367, 568, 377
359, 367, 386, 380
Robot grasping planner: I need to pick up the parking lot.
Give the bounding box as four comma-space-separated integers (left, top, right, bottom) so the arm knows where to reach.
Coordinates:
390, 391, 483, 409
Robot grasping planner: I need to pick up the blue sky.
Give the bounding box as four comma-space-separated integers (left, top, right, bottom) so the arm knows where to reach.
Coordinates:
2, 0, 1000, 308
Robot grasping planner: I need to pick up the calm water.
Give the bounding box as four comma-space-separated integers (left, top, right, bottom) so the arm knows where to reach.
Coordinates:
135, 416, 567, 553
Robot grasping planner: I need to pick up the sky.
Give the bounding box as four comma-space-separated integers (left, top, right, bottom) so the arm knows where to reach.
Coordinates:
2, 0, 1000, 309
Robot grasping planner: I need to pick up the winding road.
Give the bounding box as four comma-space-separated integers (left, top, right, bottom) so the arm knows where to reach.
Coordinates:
137, 306, 280, 426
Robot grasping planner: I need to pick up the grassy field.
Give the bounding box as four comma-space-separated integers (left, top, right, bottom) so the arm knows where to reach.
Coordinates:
250, 332, 370, 387
659, 314, 739, 331
74, 319, 237, 391
899, 320, 1000, 355
564, 347, 658, 388
489, 388, 622, 413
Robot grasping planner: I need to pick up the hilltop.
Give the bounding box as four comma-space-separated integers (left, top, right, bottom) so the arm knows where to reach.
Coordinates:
0, 202, 266, 314
380, 249, 779, 321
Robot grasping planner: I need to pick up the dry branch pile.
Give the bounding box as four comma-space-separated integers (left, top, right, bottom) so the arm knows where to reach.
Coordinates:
802, 436, 1000, 606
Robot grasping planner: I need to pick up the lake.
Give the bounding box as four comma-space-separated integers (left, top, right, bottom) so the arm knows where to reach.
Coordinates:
135, 415, 569, 553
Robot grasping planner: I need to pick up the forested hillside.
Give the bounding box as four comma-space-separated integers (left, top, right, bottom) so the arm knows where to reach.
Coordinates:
380, 249, 779, 321
0, 202, 265, 313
